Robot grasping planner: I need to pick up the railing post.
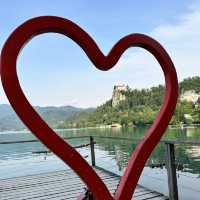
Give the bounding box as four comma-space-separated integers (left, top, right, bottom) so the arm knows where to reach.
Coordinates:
165, 143, 179, 200
90, 136, 95, 167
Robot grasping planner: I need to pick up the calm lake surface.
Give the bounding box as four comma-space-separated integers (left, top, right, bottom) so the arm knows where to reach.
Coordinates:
0, 127, 200, 199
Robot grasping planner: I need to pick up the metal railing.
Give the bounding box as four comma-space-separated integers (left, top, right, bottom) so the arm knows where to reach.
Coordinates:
0, 135, 200, 200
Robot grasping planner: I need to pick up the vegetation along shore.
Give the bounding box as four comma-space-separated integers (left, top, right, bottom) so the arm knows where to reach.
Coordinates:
60, 76, 200, 129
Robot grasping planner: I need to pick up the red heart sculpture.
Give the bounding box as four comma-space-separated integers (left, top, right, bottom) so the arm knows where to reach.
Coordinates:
0, 16, 178, 200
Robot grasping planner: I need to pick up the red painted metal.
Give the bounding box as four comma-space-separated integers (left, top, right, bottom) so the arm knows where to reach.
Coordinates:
0, 16, 178, 200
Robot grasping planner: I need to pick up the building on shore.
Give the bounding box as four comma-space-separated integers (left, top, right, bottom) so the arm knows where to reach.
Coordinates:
180, 90, 200, 103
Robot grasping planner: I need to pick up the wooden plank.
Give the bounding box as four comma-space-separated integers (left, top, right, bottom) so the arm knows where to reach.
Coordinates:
0, 168, 167, 200
0, 169, 114, 189
0, 171, 118, 196
0, 177, 119, 199
0, 176, 118, 198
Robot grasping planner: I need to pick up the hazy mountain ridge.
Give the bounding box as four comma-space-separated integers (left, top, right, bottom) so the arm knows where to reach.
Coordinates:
0, 104, 93, 131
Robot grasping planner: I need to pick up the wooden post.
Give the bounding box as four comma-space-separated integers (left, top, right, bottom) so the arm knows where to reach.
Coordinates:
165, 143, 179, 200
90, 136, 96, 167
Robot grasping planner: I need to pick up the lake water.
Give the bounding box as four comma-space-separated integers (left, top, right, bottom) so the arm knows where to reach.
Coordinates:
0, 127, 200, 199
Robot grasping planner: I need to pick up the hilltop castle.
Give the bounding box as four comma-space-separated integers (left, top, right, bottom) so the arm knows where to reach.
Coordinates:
112, 85, 128, 107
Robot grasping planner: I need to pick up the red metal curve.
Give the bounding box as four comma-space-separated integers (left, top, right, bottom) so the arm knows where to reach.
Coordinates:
0, 16, 178, 200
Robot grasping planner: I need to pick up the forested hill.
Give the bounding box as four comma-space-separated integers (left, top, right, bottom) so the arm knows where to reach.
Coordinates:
61, 76, 200, 128
180, 76, 200, 93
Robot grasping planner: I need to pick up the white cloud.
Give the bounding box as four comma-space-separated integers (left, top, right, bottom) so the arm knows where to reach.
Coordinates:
113, 3, 200, 86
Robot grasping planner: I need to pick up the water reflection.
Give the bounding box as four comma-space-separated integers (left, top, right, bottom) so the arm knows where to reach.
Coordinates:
0, 127, 199, 199
59, 126, 200, 175
0, 127, 200, 175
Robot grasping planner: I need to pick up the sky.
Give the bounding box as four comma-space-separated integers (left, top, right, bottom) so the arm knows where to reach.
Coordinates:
0, 0, 200, 108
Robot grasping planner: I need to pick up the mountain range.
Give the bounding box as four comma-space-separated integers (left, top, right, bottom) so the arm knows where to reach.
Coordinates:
1, 76, 200, 131
0, 104, 94, 131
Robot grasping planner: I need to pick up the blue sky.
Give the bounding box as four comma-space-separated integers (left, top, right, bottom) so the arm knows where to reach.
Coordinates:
0, 1, 200, 107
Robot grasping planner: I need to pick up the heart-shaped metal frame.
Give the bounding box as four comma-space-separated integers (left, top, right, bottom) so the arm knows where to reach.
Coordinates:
0, 16, 178, 200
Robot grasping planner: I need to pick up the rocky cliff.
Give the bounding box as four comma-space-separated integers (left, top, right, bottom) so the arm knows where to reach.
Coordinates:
112, 85, 128, 107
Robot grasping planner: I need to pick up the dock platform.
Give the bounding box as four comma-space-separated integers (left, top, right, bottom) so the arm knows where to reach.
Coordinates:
0, 168, 168, 200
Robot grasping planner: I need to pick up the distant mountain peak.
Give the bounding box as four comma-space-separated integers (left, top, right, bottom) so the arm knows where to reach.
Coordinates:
0, 104, 90, 132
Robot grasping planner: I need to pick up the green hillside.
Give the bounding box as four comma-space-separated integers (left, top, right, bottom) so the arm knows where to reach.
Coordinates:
61, 76, 200, 128
180, 76, 200, 93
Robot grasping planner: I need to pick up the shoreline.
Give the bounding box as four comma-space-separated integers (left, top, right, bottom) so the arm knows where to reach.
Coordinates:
1, 124, 200, 134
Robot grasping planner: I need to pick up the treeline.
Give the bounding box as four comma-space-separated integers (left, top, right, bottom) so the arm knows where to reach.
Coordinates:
180, 76, 200, 93
58, 76, 200, 128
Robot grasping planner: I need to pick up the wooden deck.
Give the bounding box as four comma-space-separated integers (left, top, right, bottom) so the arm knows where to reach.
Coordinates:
0, 168, 168, 200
